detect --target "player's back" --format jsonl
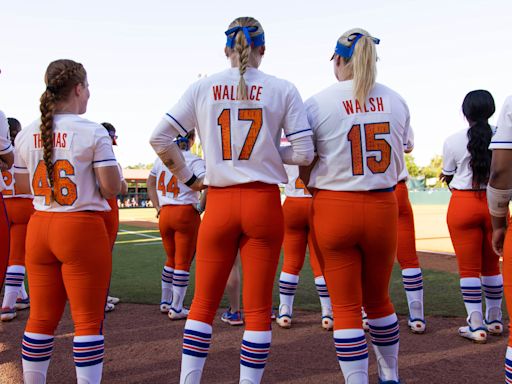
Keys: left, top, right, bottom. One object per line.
{"left": 168, "top": 67, "right": 309, "bottom": 187}
{"left": 15, "top": 114, "right": 115, "bottom": 212}
{"left": 307, "top": 81, "right": 410, "bottom": 191}
{"left": 2, "top": 149, "right": 33, "bottom": 199}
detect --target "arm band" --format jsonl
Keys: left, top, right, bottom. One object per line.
{"left": 185, "top": 174, "right": 197, "bottom": 187}
{"left": 279, "top": 135, "right": 315, "bottom": 166}
{"left": 487, "top": 184, "right": 512, "bottom": 217}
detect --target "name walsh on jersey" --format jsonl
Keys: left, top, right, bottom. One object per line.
{"left": 212, "top": 84, "right": 263, "bottom": 101}
{"left": 33, "top": 132, "right": 69, "bottom": 149}
{"left": 342, "top": 97, "right": 385, "bottom": 115}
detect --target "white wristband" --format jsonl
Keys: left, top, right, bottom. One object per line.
{"left": 487, "top": 184, "right": 512, "bottom": 217}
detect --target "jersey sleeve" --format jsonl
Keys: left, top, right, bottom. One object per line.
{"left": 189, "top": 156, "right": 206, "bottom": 178}
{"left": 442, "top": 139, "right": 456, "bottom": 175}
{"left": 92, "top": 126, "right": 118, "bottom": 168}
{"left": 282, "top": 84, "right": 313, "bottom": 141}
{"left": 403, "top": 106, "right": 414, "bottom": 151}
{"left": 149, "top": 158, "right": 160, "bottom": 177}
{"left": 490, "top": 96, "right": 512, "bottom": 149}
{"left": 0, "top": 111, "right": 13, "bottom": 156}
{"left": 13, "top": 134, "right": 29, "bottom": 174}
{"left": 164, "top": 83, "right": 198, "bottom": 136}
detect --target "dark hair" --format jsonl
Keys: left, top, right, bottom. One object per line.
{"left": 101, "top": 122, "right": 115, "bottom": 133}
{"left": 40, "top": 59, "right": 86, "bottom": 194}
{"left": 7, "top": 117, "right": 21, "bottom": 144}
{"left": 462, "top": 90, "right": 495, "bottom": 188}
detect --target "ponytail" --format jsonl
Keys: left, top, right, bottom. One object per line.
{"left": 462, "top": 90, "right": 496, "bottom": 188}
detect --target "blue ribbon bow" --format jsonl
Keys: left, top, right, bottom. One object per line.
{"left": 225, "top": 26, "right": 265, "bottom": 48}
{"left": 334, "top": 33, "right": 380, "bottom": 59}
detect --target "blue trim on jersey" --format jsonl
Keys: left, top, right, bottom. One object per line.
{"left": 92, "top": 158, "right": 117, "bottom": 164}
{"left": 285, "top": 128, "right": 312, "bottom": 138}
{"left": 491, "top": 141, "right": 512, "bottom": 144}
{"left": 0, "top": 143, "right": 12, "bottom": 153}
{"left": 13, "top": 165, "right": 27, "bottom": 169}
{"left": 166, "top": 113, "right": 188, "bottom": 135}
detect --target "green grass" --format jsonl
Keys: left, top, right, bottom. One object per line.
{"left": 111, "top": 224, "right": 480, "bottom": 318}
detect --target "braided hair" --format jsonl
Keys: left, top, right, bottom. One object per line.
{"left": 226, "top": 17, "right": 264, "bottom": 100}
{"left": 462, "top": 90, "right": 495, "bottom": 188}
{"left": 40, "top": 59, "right": 86, "bottom": 195}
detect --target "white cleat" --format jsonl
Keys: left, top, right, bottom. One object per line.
{"left": 107, "top": 296, "right": 120, "bottom": 305}
{"left": 362, "top": 316, "right": 369, "bottom": 332}
{"left": 458, "top": 325, "right": 487, "bottom": 344}
{"left": 408, "top": 318, "right": 426, "bottom": 334}
{"left": 276, "top": 304, "right": 292, "bottom": 329}
{"left": 104, "top": 302, "right": 115, "bottom": 312}
{"left": 1, "top": 308, "right": 17, "bottom": 322}
{"left": 169, "top": 307, "right": 189, "bottom": 320}
{"left": 485, "top": 320, "right": 503, "bottom": 336}
{"left": 15, "top": 298, "right": 30, "bottom": 311}
{"left": 322, "top": 316, "right": 333, "bottom": 331}
{"left": 160, "top": 302, "right": 171, "bottom": 313}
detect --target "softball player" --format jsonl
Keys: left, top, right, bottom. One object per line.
{"left": 488, "top": 95, "right": 512, "bottom": 384}
{"left": 0, "top": 109, "right": 15, "bottom": 292}
{"left": 303, "top": 28, "right": 408, "bottom": 384}
{"left": 395, "top": 130, "right": 425, "bottom": 334}
{"left": 276, "top": 163, "right": 333, "bottom": 330}
{"left": 1, "top": 118, "right": 34, "bottom": 322}
{"left": 100, "top": 122, "right": 128, "bottom": 312}
{"left": 14, "top": 59, "right": 120, "bottom": 384}
{"left": 147, "top": 131, "right": 205, "bottom": 320}
{"left": 441, "top": 90, "right": 501, "bottom": 344}
{"left": 150, "top": 16, "right": 313, "bottom": 384}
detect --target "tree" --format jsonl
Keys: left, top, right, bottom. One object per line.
{"left": 126, "top": 163, "right": 154, "bottom": 170}
{"left": 420, "top": 155, "right": 444, "bottom": 188}
{"left": 405, "top": 154, "right": 420, "bottom": 177}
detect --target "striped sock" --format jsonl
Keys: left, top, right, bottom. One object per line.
{"left": 460, "top": 277, "right": 483, "bottom": 318}
{"left": 279, "top": 272, "right": 299, "bottom": 316}
{"left": 19, "top": 281, "right": 29, "bottom": 301}
{"left": 506, "top": 347, "right": 512, "bottom": 384}
{"left": 314, "top": 276, "right": 332, "bottom": 313}
{"left": 3, "top": 266, "right": 25, "bottom": 310}
{"left": 368, "top": 314, "right": 400, "bottom": 382}
{"left": 22, "top": 332, "right": 54, "bottom": 384}
{"left": 172, "top": 270, "right": 190, "bottom": 313}
{"left": 180, "top": 320, "right": 212, "bottom": 384}
{"left": 161, "top": 266, "right": 174, "bottom": 306}
{"left": 333, "top": 329, "right": 368, "bottom": 383}
{"left": 240, "top": 330, "right": 271, "bottom": 384}
{"left": 402, "top": 268, "right": 424, "bottom": 320}
{"left": 481, "top": 275, "right": 503, "bottom": 322}
{"left": 73, "top": 335, "right": 104, "bottom": 384}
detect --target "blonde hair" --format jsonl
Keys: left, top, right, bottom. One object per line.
{"left": 40, "top": 59, "right": 86, "bottom": 194}
{"left": 336, "top": 28, "right": 377, "bottom": 105}
{"left": 226, "top": 17, "right": 264, "bottom": 100}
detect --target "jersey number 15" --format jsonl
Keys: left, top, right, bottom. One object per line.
{"left": 348, "top": 122, "right": 391, "bottom": 175}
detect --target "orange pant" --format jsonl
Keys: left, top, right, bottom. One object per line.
{"left": 0, "top": 195, "right": 8, "bottom": 288}
{"left": 101, "top": 197, "right": 119, "bottom": 250}
{"left": 395, "top": 181, "right": 420, "bottom": 269}
{"left": 447, "top": 190, "right": 499, "bottom": 278}
{"left": 502, "top": 225, "right": 512, "bottom": 346}
{"left": 5, "top": 197, "right": 34, "bottom": 266}
{"left": 189, "top": 182, "right": 284, "bottom": 331}
{"left": 159, "top": 204, "right": 201, "bottom": 271}
{"left": 310, "top": 190, "right": 397, "bottom": 329}
{"left": 25, "top": 211, "right": 112, "bottom": 336}
{"left": 282, "top": 197, "right": 322, "bottom": 277}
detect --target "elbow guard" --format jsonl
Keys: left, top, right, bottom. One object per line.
{"left": 487, "top": 185, "right": 512, "bottom": 217}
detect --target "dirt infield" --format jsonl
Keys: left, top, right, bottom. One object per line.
{"left": 0, "top": 304, "right": 507, "bottom": 383}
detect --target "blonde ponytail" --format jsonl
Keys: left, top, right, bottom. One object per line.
{"left": 225, "top": 17, "right": 265, "bottom": 101}
{"left": 335, "top": 28, "right": 378, "bottom": 105}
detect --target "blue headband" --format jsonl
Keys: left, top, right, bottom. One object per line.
{"left": 334, "top": 33, "right": 380, "bottom": 59}
{"left": 225, "top": 26, "right": 265, "bottom": 49}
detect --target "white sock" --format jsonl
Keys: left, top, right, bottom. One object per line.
{"left": 3, "top": 265, "right": 25, "bottom": 309}
{"left": 481, "top": 275, "right": 503, "bottom": 322}
{"left": 172, "top": 270, "right": 190, "bottom": 312}
{"left": 22, "top": 332, "right": 54, "bottom": 384}
{"left": 314, "top": 276, "right": 332, "bottom": 314}
{"left": 73, "top": 335, "right": 104, "bottom": 384}
{"left": 278, "top": 272, "right": 299, "bottom": 316}
{"left": 333, "top": 329, "right": 368, "bottom": 383}
{"left": 368, "top": 313, "right": 400, "bottom": 382}
{"left": 180, "top": 320, "right": 212, "bottom": 384}
{"left": 460, "top": 277, "right": 482, "bottom": 320}
{"left": 506, "top": 346, "right": 512, "bottom": 383}
{"left": 240, "top": 330, "right": 271, "bottom": 384}
{"left": 19, "top": 280, "right": 29, "bottom": 300}
{"left": 161, "top": 266, "right": 174, "bottom": 305}
{"left": 402, "top": 268, "right": 424, "bottom": 321}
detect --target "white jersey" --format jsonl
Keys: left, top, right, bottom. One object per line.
{"left": 283, "top": 164, "right": 311, "bottom": 198}
{"left": 163, "top": 67, "right": 312, "bottom": 187}
{"left": 490, "top": 96, "right": 512, "bottom": 150}
{"left": 398, "top": 128, "right": 415, "bottom": 182}
{"left": 443, "top": 126, "right": 496, "bottom": 190}
{"left": 0, "top": 110, "right": 14, "bottom": 192}
{"left": 306, "top": 80, "right": 411, "bottom": 191}
{"left": 2, "top": 151, "right": 33, "bottom": 199}
{"left": 14, "top": 114, "right": 118, "bottom": 212}
{"left": 150, "top": 152, "right": 205, "bottom": 206}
